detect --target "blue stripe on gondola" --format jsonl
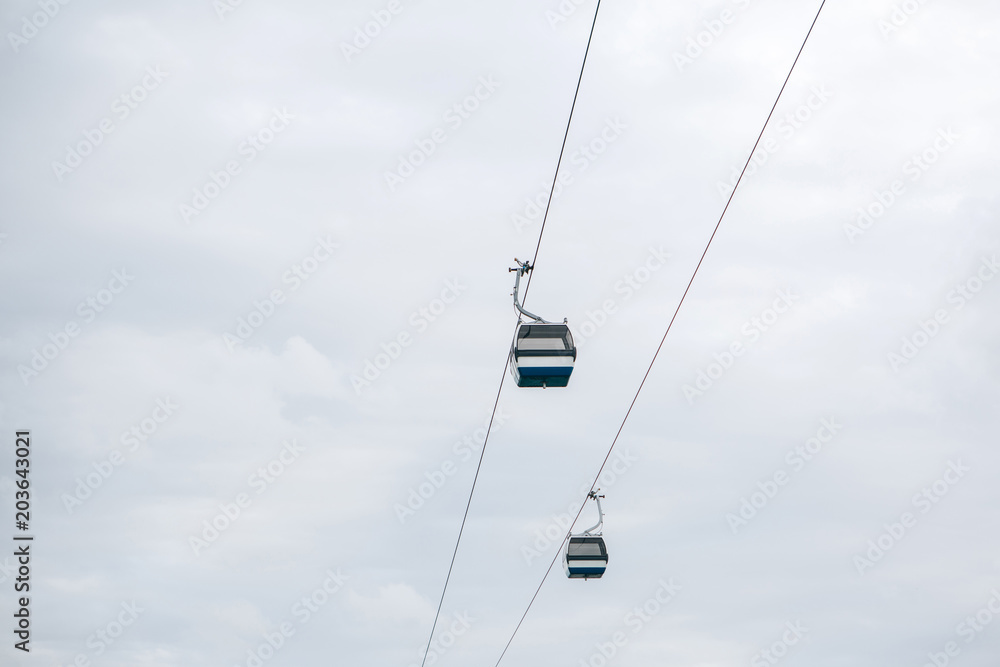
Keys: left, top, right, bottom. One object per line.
{"left": 518, "top": 367, "right": 573, "bottom": 377}
{"left": 510, "top": 361, "right": 574, "bottom": 388}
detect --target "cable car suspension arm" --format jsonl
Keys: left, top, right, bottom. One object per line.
{"left": 580, "top": 490, "right": 605, "bottom": 536}
{"left": 510, "top": 259, "right": 551, "bottom": 324}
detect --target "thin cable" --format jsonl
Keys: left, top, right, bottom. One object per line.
{"left": 523, "top": 0, "right": 604, "bottom": 302}
{"left": 416, "top": 4, "right": 605, "bottom": 666}
{"left": 492, "top": 3, "right": 827, "bottom": 664}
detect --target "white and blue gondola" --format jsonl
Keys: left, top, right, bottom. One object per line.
{"left": 564, "top": 536, "right": 608, "bottom": 579}
{"left": 564, "top": 490, "right": 608, "bottom": 579}
{"left": 508, "top": 259, "right": 577, "bottom": 388}
{"left": 509, "top": 323, "right": 576, "bottom": 388}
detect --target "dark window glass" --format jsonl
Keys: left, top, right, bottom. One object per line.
{"left": 568, "top": 540, "right": 605, "bottom": 557}
{"left": 517, "top": 325, "right": 574, "bottom": 351}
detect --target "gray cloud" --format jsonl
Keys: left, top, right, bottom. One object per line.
{"left": 1, "top": 0, "right": 999, "bottom": 665}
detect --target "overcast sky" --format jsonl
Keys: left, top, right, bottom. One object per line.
{"left": 1, "top": 0, "right": 999, "bottom": 665}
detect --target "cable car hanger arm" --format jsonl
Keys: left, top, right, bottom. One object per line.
{"left": 509, "top": 259, "right": 552, "bottom": 324}
{"left": 580, "top": 490, "right": 605, "bottom": 536}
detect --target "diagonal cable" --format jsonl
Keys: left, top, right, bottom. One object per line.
{"left": 492, "top": 2, "right": 828, "bottom": 664}
{"left": 523, "top": 0, "right": 604, "bottom": 302}
{"left": 416, "top": 3, "right": 604, "bottom": 666}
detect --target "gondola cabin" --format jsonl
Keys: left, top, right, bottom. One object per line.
{"left": 564, "top": 536, "right": 608, "bottom": 579}
{"left": 509, "top": 323, "right": 576, "bottom": 388}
